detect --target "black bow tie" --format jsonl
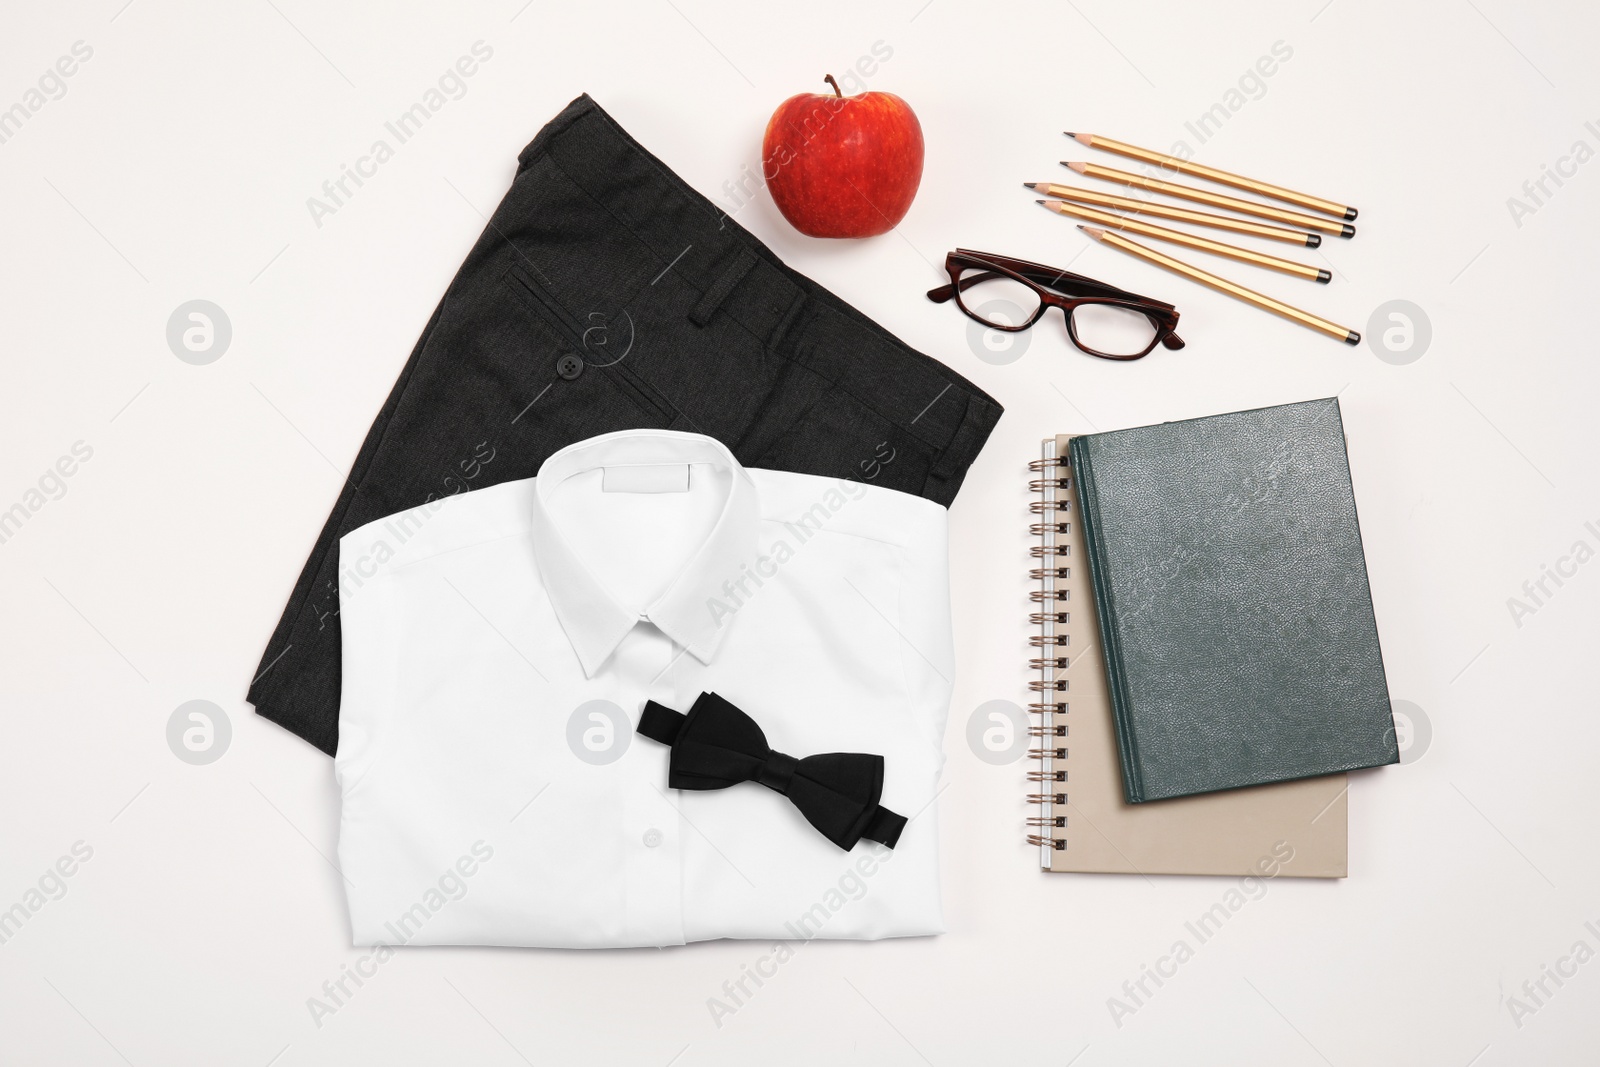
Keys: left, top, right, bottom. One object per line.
{"left": 636, "top": 693, "right": 907, "bottom": 851}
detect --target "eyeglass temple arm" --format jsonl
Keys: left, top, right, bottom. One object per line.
{"left": 927, "top": 264, "right": 1141, "bottom": 306}
{"left": 937, "top": 254, "right": 1127, "bottom": 302}
{"left": 943, "top": 251, "right": 1176, "bottom": 312}
{"left": 927, "top": 270, "right": 1006, "bottom": 303}
{"left": 1009, "top": 264, "right": 1176, "bottom": 312}
{"left": 952, "top": 249, "right": 1137, "bottom": 297}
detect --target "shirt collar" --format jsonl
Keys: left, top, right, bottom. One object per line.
{"left": 528, "top": 430, "right": 760, "bottom": 677}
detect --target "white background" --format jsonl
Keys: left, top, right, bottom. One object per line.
{"left": 1, "top": 0, "right": 1596, "bottom": 1063}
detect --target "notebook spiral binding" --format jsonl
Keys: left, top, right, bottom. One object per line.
{"left": 1027, "top": 440, "right": 1069, "bottom": 857}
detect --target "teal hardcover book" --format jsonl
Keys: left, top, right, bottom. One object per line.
{"left": 1068, "top": 397, "right": 1398, "bottom": 803}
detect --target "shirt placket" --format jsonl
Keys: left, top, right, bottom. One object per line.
{"left": 611, "top": 623, "right": 686, "bottom": 947}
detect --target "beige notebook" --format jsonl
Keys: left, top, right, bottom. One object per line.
{"left": 1029, "top": 436, "right": 1348, "bottom": 877}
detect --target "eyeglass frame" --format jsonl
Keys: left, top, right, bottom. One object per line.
{"left": 927, "top": 248, "right": 1185, "bottom": 361}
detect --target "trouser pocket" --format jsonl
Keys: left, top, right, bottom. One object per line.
{"left": 502, "top": 264, "right": 678, "bottom": 426}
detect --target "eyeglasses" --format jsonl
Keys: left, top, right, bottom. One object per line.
{"left": 927, "top": 249, "right": 1184, "bottom": 361}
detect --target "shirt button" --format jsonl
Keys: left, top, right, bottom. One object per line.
{"left": 642, "top": 828, "right": 663, "bottom": 848}
{"left": 556, "top": 353, "right": 584, "bottom": 380}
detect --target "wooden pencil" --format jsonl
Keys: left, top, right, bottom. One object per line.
{"left": 1062, "top": 161, "right": 1353, "bottom": 238}
{"left": 1066, "top": 132, "right": 1357, "bottom": 220}
{"left": 1079, "top": 225, "right": 1359, "bottom": 345}
{"left": 1026, "top": 182, "right": 1321, "bottom": 247}
{"left": 1037, "top": 200, "right": 1329, "bottom": 283}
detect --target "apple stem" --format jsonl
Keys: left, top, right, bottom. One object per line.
{"left": 823, "top": 74, "right": 843, "bottom": 98}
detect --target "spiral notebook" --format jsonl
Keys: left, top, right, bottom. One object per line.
{"left": 1029, "top": 435, "right": 1348, "bottom": 877}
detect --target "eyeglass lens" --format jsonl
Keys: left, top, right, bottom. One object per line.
{"left": 1071, "top": 303, "right": 1159, "bottom": 357}
{"left": 955, "top": 267, "right": 1042, "bottom": 329}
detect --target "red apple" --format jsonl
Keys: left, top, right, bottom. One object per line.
{"left": 763, "top": 75, "right": 924, "bottom": 239}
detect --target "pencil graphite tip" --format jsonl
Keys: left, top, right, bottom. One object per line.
{"left": 1079, "top": 225, "right": 1106, "bottom": 239}
{"left": 1063, "top": 161, "right": 1088, "bottom": 174}
{"left": 1023, "top": 181, "right": 1045, "bottom": 192}
{"left": 1062, "top": 131, "right": 1075, "bottom": 138}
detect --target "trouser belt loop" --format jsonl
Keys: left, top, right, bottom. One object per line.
{"left": 689, "top": 248, "right": 759, "bottom": 327}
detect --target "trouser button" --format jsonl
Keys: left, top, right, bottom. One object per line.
{"left": 557, "top": 353, "right": 584, "bottom": 380}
